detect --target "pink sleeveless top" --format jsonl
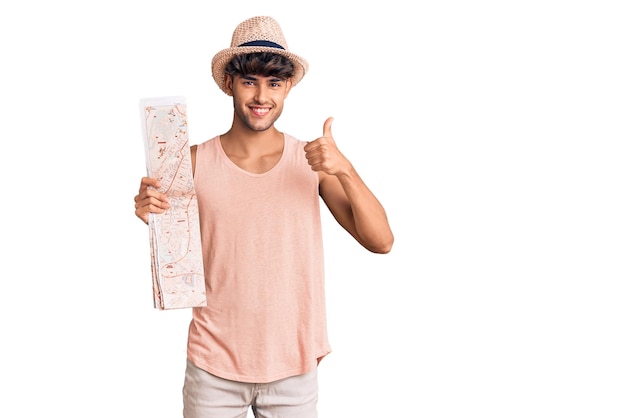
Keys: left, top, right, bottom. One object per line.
{"left": 187, "top": 134, "right": 331, "bottom": 383}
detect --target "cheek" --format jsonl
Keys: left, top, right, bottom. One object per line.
{"left": 271, "top": 90, "right": 288, "bottom": 104}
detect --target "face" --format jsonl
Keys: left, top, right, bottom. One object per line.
{"left": 227, "top": 74, "right": 292, "bottom": 132}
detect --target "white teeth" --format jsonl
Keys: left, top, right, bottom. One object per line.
{"left": 252, "top": 107, "right": 269, "bottom": 115}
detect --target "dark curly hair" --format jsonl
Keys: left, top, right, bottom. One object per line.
{"left": 224, "top": 52, "right": 295, "bottom": 81}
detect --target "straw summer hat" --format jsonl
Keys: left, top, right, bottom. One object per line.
{"left": 211, "top": 16, "right": 309, "bottom": 96}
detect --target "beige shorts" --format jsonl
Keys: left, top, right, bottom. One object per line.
{"left": 182, "top": 358, "right": 318, "bottom": 418}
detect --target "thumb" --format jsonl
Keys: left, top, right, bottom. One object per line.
{"left": 323, "top": 117, "right": 334, "bottom": 138}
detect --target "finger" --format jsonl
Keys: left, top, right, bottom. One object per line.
{"left": 135, "top": 198, "right": 169, "bottom": 222}
{"left": 140, "top": 176, "right": 162, "bottom": 191}
{"left": 136, "top": 190, "right": 167, "bottom": 207}
{"left": 307, "top": 161, "right": 322, "bottom": 172}
{"left": 304, "top": 148, "right": 322, "bottom": 166}
{"left": 135, "top": 191, "right": 170, "bottom": 210}
{"left": 149, "top": 195, "right": 170, "bottom": 209}
{"left": 323, "top": 117, "right": 334, "bottom": 138}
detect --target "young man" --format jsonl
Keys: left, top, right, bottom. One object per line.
{"left": 134, "top": 16, "right": 394, "bottom": 418}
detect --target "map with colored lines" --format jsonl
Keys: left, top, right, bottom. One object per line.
{"left": 140, "top": 97, "right": 206, "bottom": 310}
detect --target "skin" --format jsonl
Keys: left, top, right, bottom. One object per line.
{"left": 134, "top": 72, "right": 394, "bottom": 254}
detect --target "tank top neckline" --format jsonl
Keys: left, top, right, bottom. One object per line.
{"left": 215, "top": 133, "right": 286, "bottom": 177}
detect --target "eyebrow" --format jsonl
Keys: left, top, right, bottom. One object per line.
{"left": 241, "top": 74, "right": 284, "bottom": 83}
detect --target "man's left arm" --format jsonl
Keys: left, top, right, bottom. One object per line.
{"left": 304, "top": 117, "right": 394, "bottom": 254}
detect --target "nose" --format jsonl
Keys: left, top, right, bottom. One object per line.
{"left": 254, "top": 84, "right": 269, "bottom": 104}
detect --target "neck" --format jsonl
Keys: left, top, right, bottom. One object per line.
{"left": 221, "top": 122, "right": 282, "bottom": 154}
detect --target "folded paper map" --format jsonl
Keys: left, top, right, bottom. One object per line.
{"left": 139, "top": 96, "right": 206, "bottom": 310}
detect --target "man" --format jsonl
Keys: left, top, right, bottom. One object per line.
{"left": 134, "top": 15, "right": 394, "bottom": 418}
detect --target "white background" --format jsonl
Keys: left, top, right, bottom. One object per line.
{"left": 1, "top": 1, "right": 625, "bottom": 417}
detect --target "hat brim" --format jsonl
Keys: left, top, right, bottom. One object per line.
{"left": 211, "top": 46, "right": 309, "bottom": 96}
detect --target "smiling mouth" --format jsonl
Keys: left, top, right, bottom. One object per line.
{"left": 250, "top": 107, "right": 270, "bottom": 117}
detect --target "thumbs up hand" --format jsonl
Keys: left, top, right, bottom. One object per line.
{"left": 304, "top": 117, "right": 352, "bottom": 176}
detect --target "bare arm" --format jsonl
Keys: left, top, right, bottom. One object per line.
{"left": 304, "top": 118, "right": 394, "bottom": 254}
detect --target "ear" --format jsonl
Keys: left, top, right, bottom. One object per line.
{"left": 224, "top": 74, "right": 234, "bottom": 95}
{"left": 284, "top": 78, "right": 293, "bottom": 98}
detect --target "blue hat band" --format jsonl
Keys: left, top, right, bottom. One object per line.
{"left": 238, "top": 40, "right": 285, "bottom": 50}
